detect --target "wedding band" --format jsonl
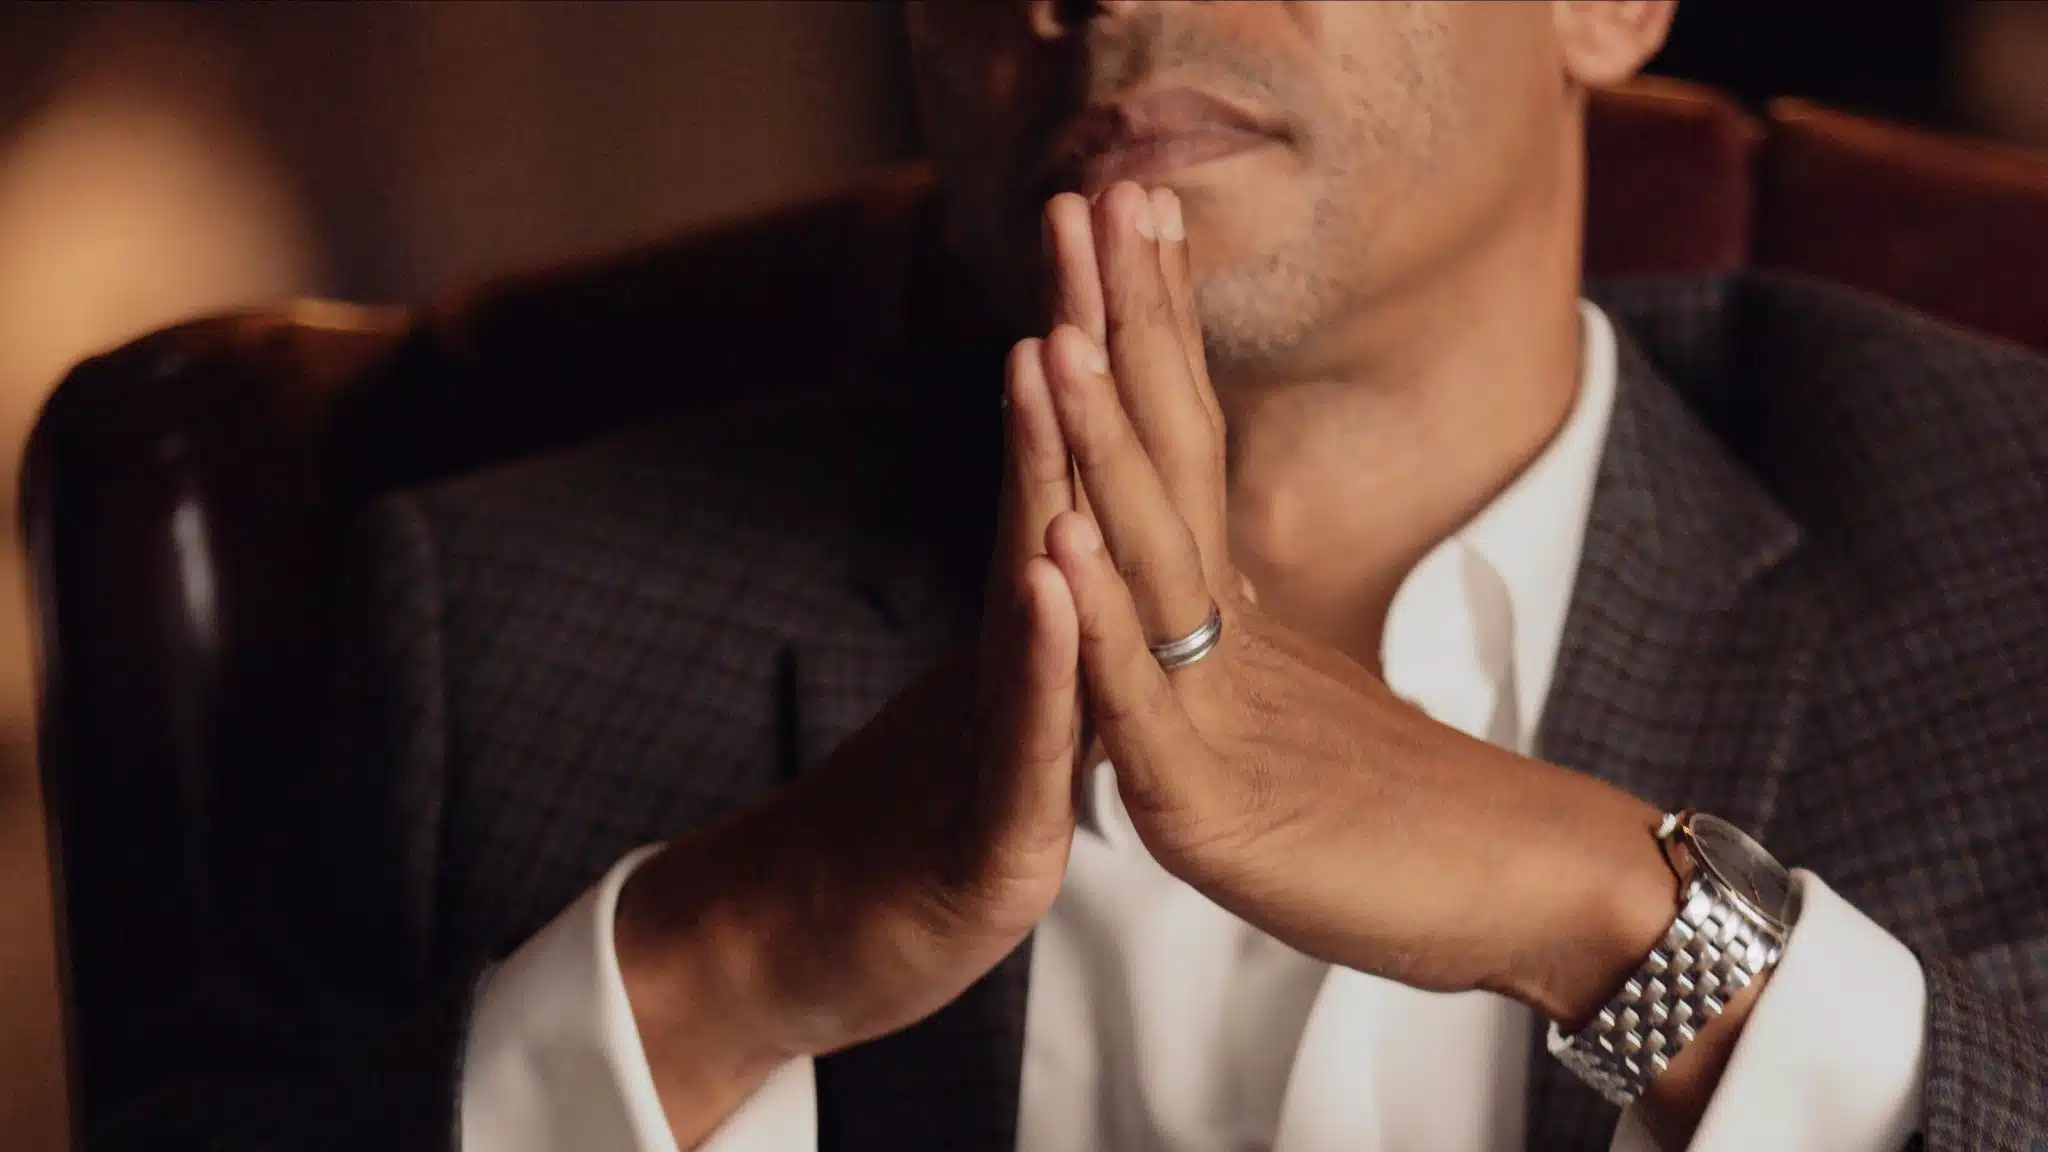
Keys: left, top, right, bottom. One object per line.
{"left": 1149, "top": 602, "right": 1223, "bottom": 671}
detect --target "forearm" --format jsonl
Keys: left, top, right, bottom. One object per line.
{"left": 463, "top": 833, "right": 817, "bottom": 1152}
{"left": 614, "top": 835, "right": 796, "bottom": 1148}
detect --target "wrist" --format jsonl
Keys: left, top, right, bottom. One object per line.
{"left": 1503, "top": 785, "right": 1678, "bottom": 1027}
{"left": 615, "top": 829, "right": 800, "bottom": 1120}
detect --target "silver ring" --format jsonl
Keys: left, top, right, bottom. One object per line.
{"left": 1149, "top": 602, "right": 1223, "bottom": 671}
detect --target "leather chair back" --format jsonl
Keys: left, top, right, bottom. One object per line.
{"left": 28, "top": 78, "right": 2045, "bottom": 1131}
{"left": 26, "top": 163, "right": 943, "bottom": 1123}
{"left": 1758, "top": 99, "right": 2048, "bottom": 352}
{"left": 1585, "top": 78, "right": 1763, "bottom": 278}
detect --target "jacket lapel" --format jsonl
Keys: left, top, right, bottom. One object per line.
{"left": 1524, "top": 326, "right": 1826, "bottom": 1149}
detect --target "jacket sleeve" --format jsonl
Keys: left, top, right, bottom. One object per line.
{"left": 1920, "top": 958, "right": 2048, "bottom": 1149}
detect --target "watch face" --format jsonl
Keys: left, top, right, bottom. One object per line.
{"left": 1689, "top": 814, "right": 1794, "bottom": 928}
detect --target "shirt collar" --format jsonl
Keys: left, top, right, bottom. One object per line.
{"left": 1453, "top": 300, "right": 1618, "bottom": 743}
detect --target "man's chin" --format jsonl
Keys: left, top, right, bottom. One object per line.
{"left": 1180, "top": 189, "right": 1311, "bottom": 287}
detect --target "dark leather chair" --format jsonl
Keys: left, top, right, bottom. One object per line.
{"left": 23, "top": 78, "right": 2045, "bottom": 1139}
{"left": 1758, "top": 98, "right": 2048, "bottom": 353}
{"left": 1584, "top": 77, "right": 1762, "bottom": 278}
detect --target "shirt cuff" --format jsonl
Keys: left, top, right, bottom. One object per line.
{"left": 460, "top": 844, "right": 819, "bottom": 1152}
{"left": 1609, "top": 869, "right": 1928, "bottom": 1152}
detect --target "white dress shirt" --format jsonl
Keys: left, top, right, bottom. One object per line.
{"left": 461, "top": 303, "right": 1930, "bottom": 1152}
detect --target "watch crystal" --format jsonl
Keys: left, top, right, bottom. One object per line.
{"left": 1688, "top": 814, "right": 1792, "bottom": 926}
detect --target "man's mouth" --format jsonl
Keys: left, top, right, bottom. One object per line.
{"left": 1043, "top": 86, "right": 1287, "bottom": 199}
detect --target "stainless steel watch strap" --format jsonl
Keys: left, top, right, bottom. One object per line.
{"left": 1547, "top": 874, "right": 1787, "bottom": 1108}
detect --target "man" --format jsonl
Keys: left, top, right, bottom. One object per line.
{"left": 131, "top": 3, "right": 2045, "bottom": 1150}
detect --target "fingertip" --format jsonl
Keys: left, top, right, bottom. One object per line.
{"left": 1019, "top": 553, "right": 1078, "bottom": 649}
{"left": 1046, "top": 194, "right": 1107, "bottom": 343}
{"left": 1150, "top": 186, "right": 1183, "bottom": 242}
{"left": 1008, "top": 335, "right": 1045, "bottom": 370}
{"left": 1042, "top": 512, "right": 1109, "bottom": 625}
{"left": 1047, "top": 323, "right": 1108, "bottom": 381}
{"left": 1044, "top": 510, "right": 1104, "bottom": 570}
{"left": 1044, "top": 193, "right": 1095, "bottom": 267}
{"left": 1020, "top": 551, "right": 1070, "bottom": 605}
{"left": 1095, "top": 181, "right": 1149, "bottom": 234}
{"left": 1045, "top": 190, "right": 1087, "bottom": 220}
{"left": 1006, "top": 335, "right": 1046, "bottom": 399}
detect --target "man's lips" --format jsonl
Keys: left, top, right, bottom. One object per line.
{"left": 1067, "top": 127, "right": 1275, "bottom": 197}
{"left": 1042, "top": 87, "right": 1286, "bottom": 198}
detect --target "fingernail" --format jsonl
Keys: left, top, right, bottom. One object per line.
{"left": 1159, "top": 191, "right": 1184, "bottom": 241}
{"left": 1088, "top": 339, "right": 1108, "bottom": 376}
{"left": 1132, "top": 193, "right": 1156, "bottom": 240}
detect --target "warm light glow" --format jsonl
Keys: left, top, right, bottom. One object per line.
{"left": 0, "top": 81, "right": 321, "bottom": 475}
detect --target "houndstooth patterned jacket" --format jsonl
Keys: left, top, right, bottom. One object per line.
{"left": 111, "top": 273, "right": 2048, "bottom": 1151}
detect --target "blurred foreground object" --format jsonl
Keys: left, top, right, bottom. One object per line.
{"left": 1953, "top": 1, "right": 2048, "bottom": 147}
{"left": 0, "top": 11, "right": 320, "bottom": 1152}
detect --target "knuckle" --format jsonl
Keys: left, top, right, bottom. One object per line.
{"left": 1111, "top": 525, "right": 1202, "bottom": 599}
{"left": 1091, "top": 664, "right": 1162, "bottom": 733}
{"left": 1068, "top": 398, "right": 1127, "bottom": 462}
{"left": 1137, "top": 663, "right": 1182, "bottom": 723}
{"left": 1104, "top": 296, "right": 1145, "bottom": 349}
{"left": 1170, "top": 522, "right": 1206, "bottom": 575}
{"left": 1111, "top": 764, "right": 1175, "bottom": 827}
{"left": 1072, "top": 601, "right": 1110, "bottom": 646}
{"left": 1012, "top": 714, "right": 1078, "bottom": 777}
{"left": 1145, "top": 288, "right": 1177, "bottom": 330}
{"left": 1112, "top": 547, "right": 1164, "bottom": 593}
{"left": 1026, "top": 468, "right": 1072, "bottom": 506}
{"left": 1158, "top": 412, "right": 1214, "bottom": 470}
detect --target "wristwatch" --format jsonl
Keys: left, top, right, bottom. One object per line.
{"left": 1547, "top": 810, "right": 1802, "bottom": 1107}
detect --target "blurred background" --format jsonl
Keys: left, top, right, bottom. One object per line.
{"left": 1, "top": 3, "right": 2043, "bottom": 1146}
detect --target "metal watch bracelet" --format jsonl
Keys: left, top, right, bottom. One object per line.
{"left": 1546, "top": 872, "right": 1787, "bottom": 1108}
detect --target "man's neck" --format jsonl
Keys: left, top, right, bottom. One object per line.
{"left": 1217, "top": 240, "right": 1584, "bottom": 668}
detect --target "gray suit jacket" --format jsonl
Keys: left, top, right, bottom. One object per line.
{"left": 118, "top": 274, "right": 2048, "bottom": 1150}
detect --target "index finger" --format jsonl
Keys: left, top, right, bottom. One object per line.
{"left": 993, "top": 337, "right": 1074, "bottom": 579}
{"left": 1044, "top": 193, "right": 1106, "bottom": 347}
{"left": 1150, "top": 187, "right": 1225, "bottom": 445}
{"left": 978, "top": 338, "right": 1077, "bottom": 741}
